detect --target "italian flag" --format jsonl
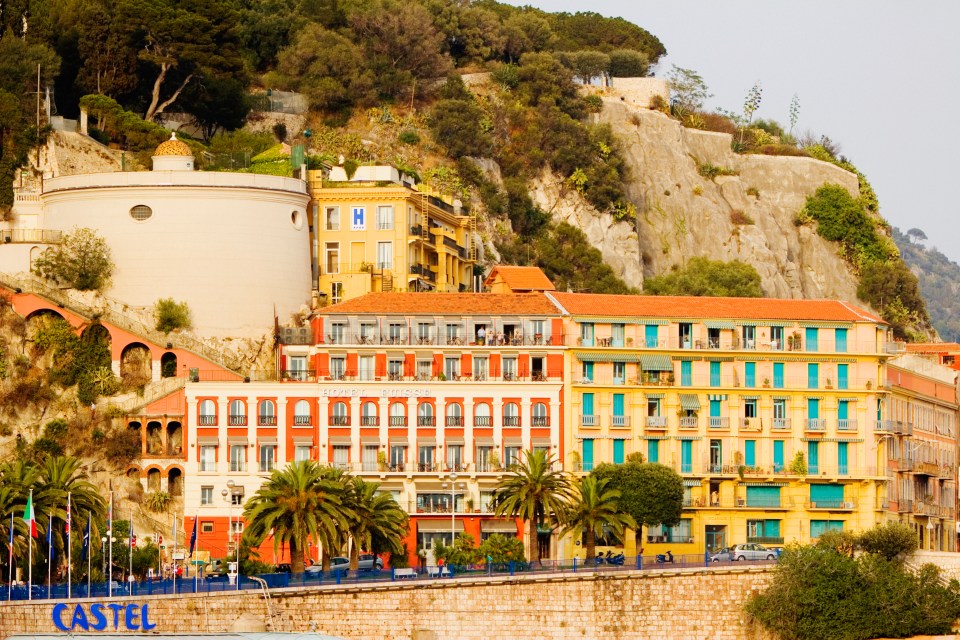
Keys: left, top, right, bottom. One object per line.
{"left": 23, "top": 493, "right": 37, "bottom": 538}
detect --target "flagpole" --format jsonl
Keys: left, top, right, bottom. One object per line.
{"left": 108, "top": 490, "right": 113, "bottom": 598}
{"left": 27, "top": 488, "right": 33, "bottom": 601}
{"left": 172, "top": 512, "right": 177, "bottom": 597}
{"left": 128, "top": 509, "right": 134, "bottom": 587}
{"left": 86, "top": 514, "right": 91, "bottom": 598}
{"left": 193, "top": 517, "right": 198, "bottom": 593}
{"left": 47, "top": 513, "right": 53, "bottom": 599}
{"left": 67, "top": 493, "right": 71, "bottom": 599}
{"left": 8, "top": 512, "right": 13, "bottom": 601}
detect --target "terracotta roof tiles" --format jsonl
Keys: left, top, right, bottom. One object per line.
{"left": 320, "top": 292, "right": 560, "bottom": 316}
{"left": 548, "top": 292, "right": 885, "bottom": 324}
{"left": 484, "top": 266, "right": 556, "bottom": 291}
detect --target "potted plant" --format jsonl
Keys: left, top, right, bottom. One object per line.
{"left": 762, "top": 377, "right": 771, "bottom": 388}
{"left": 569, "top": 450, "right": 582, "bottom": 471}
{"left": 489, "top": 450, "right": 501, "bottom": 471}
{"left": 825, "top": 378, "right": 833, "bottom": 389}
{"left": 377, "top": 450, "right": 388, "bottom": 472}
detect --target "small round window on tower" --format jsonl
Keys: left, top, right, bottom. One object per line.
{"left": 130, "top": 205, "right": 153, "bottom": 222}
{"left": 291, "top": 210, "right": 303, "bottom": 229}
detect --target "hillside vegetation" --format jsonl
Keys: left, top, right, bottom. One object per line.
{"left": 0, "top": 0, "right": 932, "bottom": 335}
{"left": 893, "top": 227, "right": 960, "bottom": 341}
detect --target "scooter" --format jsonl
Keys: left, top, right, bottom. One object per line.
{"left": 655, "top": 550, "right": 675, "bottom": 564}
{"left": 605, "top": 552, "right": 625, "bottom": 566}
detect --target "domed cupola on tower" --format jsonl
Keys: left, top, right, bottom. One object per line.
{"left": 152, "top": 132, "right": 194, "bottom": 171}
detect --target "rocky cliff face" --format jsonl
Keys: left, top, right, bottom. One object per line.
{"left": 532, "top": 99, "right": 865, "bottom": 301}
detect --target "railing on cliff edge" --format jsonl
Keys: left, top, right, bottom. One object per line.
{"left": 0, "top": 271, "right": 245, "bottom": 373}
{"left": 109, "top": 376, "right": 187, "bottom": 413}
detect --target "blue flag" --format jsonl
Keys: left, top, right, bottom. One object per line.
{"left": 188, "top": 517, "right": 198, "bottom": 556}
{"left": 80, "top": 514, "right": 91, "bottom": 562}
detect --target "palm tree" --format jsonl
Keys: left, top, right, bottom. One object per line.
{"left": 560, "top": 475, "right": 636, "bottom": 563}
{"left": 35, "top": 456, "right": 107, "bottom": 565}
{"left": 344, "top": 478, "right": 408, "bottom": 570}
{"left": 491, "top": 450, "right": 574, "bottom": 563}
{"left": 242, "top": 460, "right": 351, "bottom": 574}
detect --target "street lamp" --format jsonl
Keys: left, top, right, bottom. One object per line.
{"left": 221, "top": 479, "right": 238, "bottom": 589}
{"left": 449, "top": 472, "right": 458, "bottom": 554}
{"left": 103, "top": 533, "right": 116, "bottom": 595}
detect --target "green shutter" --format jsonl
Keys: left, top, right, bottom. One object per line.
{"left": 613, "top": 439, "right": 624, "bottom": 464}
{"left": 647, "top": 439, "right": 659, "bottom": 464}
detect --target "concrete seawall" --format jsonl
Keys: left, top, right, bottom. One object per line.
{"left": 0, "top": 567, "right": 775, "bottom": 640}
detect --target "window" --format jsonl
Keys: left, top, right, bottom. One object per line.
{"left": 416, "top": 360, "right": 432, "bottom": 380}
{"left": 294, "top": 400, "right": 311, "bottom": 425}
{"left": 645, "top": 324, "right": 659, "bottom": 348}
{"left": 444, "top": 357, "right": 460, "bottom": 380}
{"left": 331, "top": 401, "right": 348, "bottom": 425}
{"left": 475, "top": 403, "right": 491, "bottom": 426}
{"left": 417, "top": 322, "right": 432, "bottom": 343}
{"left": 773, "top": 440, "right": 785, "bottom": 471}
{"left": 611, "top": 323, "right": 625, "bottom": 347}
{"left": 741, "top": 325, "right": 756, "bottom": 349}
{"left": 582, "top": 361, "right": 594, "bottom": 382}
{"left": 330, "top": 357, "right": 346, "bottom": 380}
{"left": 259, "top": 445, "right": 276, "bottom": 472}
{"left": 418, "top": 403, "right": 435, "bottom": 426}
{"left": 582, "top": 440, "right": 594, "bottom": 472}
{"left": 418, "top": 446, "right": 434, "bottom": 471}
{"left": 807, "top": 363, "right": 819, "bottom": 389}
{"left": 229, "top": 444, "right": 245, "bottom": 472}
{"left": 363, "top": 445, "right": 378, "bottom": 471}
{"left": 770, "top": 326, "right": 784, "bottom": 350}
{"left": 747, "top": 519, "right": 781, "bottom": 543}
{"left": 376, "top": 205, "right": 394, "bottom": 230}
{"left": 390, "top": 445, "right": 407, "bottom": 470}
{"left": 295, "top": 445, "right": 311, "bottom": 462}
{"left": 446, "top": 403, "right": 463, "bottom": 426}
{"left": 709, "top": 439, "right": 722, "bottom": 472}
{"left": 744, "top": 399, "right": 757, "bottom": 418}
{"left": 807, "top": 441, "right": 820, "bottom": 474}
{"left": 681, "top": 440, "right": 693, "bottom": 473}
{"left": 325, "top": 206, "right": 340, "bottom": 231}
{"left": 358, "top": 355, "right": 375, "bottom": 381}
{"left": 324, "top": 243, "right": 340, "bottom": 274}
{"left": 532, "top": 402, "right": 548, "bottom": 426}
{"left": 835, "top": 328, "right": 847, "bottom": 353}
{"left": 613, "top": 440, "right": 625, "bottom": 464}
{"left": 331, "top": 282, "right": 342, "bottom": 305}
{"left": 744, "top": 362, "right": 756, "bottom": 388}
{"left": 474, "top": 357, "right": 488, "bottom": 381}
{"left": 447, "top": 445, "right": 463, "bottom": 471}
{"left": 710, "top": 361, "right": 721, "bottom": 387}
{"left": 582, "top": 393, "right": 595, "bottom": 423}
{"left": 259, "top": 400, "right": 276, "bottom": 426}
{"left": 201, "top": 522, "right": 214, "bottom": 534}
{"left": 200, "top": 445, "right": 216, "bottom": 472}
{"left": 744, "top": 440, "right": 756, "bottom": 466}
{"left": 647, "top": 519, "right": 692, "bottom": 543}
{"left": 773, "top": 362, "right": 784, "bottom": 389}
{"left": 387, "top": 359, "right": 404, "bottom": 380}
{"left": 333, "top": 445, "right": 350, "bottom": 469}
{"left": 130, "top": 205, "right": 152, "bottom": 222}
{"left": 773, "top": 399, "right": 787, "bottom": 428}
{"left": 200, "top": 486, "right": 213, "bottom": 505}
{"left": 351, "top": 206, "right": 365, "bottom": 230}
{"left": 199, "top": 400, "right": 216, "bottom": 425}
{"left": 680, "top": 361, "right": 692, "bottom": 386}
{"left": 376, "top": 241, "right": 393, "bottom": 269}
{"left": 612, "top": 361, "right": 626, "bottom": 385}
{"left": 504, "top": 446, "right": 521, "bottom": 466}
{"left": 580, "top": 323, "right": 594, "bottom": 346}
{"left": 476, "top": 446, "right": 492, "bottom": 472}
{"left": 805, "top": 327, "right": 818, "bottom": 352}
{"left": 810, "top": 520, "right": 844, "bottom": 538}
{"left": 361, "top": 401, "right": 378, "bottom": 426}
{"left": 837, "top": 364, "right": 849, "bottom": 390}
{"left": 503, "top": 357, "right": 517, "bottom": 381}
{"left": 647, "top": 440, "right": 659, "bottom": 463}
{"left": 503, "top": 402, "right": 519, "bottom": 426}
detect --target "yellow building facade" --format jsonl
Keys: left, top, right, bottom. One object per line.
{"left": 548, "top": 291, "right": 894, "bottom": 558}
{"left": 308, "top": 167, "right": 477, "bottom": 304}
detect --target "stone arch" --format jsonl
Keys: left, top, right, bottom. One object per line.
{"left": 28, "top": 246, "right": 42, "bottom": 271}
{"left": 120, "top": 342, "right": 153, "bottom": 387}
{"left": 126, "top": 465, "right": 141, "bottom": 479}
{"left": 146, "top": 420, "right": 163, "bottom": 455}
{"left": 160, "top": 351, "right": 178, "bottom": 378}
{"left": 146, "top": 466, "right": 162, "bottom": 491}
{"left": 24, "top": 308, "right": 66, "bottom": 324}
{"left": 166, "top": 421, "right": 182, "bottom": 456}
{"left": 166, "top": 467, "right": 183, "bottom": 496}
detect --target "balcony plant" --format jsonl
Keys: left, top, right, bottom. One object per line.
{"left": 787, "top": 451, "right": 807, "bottom": 475}
{"left": 377, "top": 450, "right": 388, "bottom": 471}
{"left": 762, "top": 377, "right": 771, "bottom": 388}
{"left": 490, "top": 450, "right": 501, "bottom": 471}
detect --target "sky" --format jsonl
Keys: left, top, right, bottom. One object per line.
{"left": 509, "top": 0, "right": 960, "bottom": 262}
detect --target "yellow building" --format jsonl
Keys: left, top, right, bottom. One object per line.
{"left": 547, "top": 291, "right": 894, "bottom": 558}
{"left": 308, "top": 165, "right": 478, "bottom": 304}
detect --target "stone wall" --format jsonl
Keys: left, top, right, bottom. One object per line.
{"left": 0, "top": 568, "right": 775, "bottom": 640}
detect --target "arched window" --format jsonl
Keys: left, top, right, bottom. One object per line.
{"left": 294, "top": 400, "right": 311, "bottom": 425}
{"left": 331, "top": 401, "right": 348, "bottom": 426}
{"left": 229, "top": 400, "right": 246, "bottom": 426}
{"left": 504, "top": 402, "right": 519, "bottom": 427}
{"left": 199, "top": 400, "right": 216, "bottom": 425}
{"left": 418, "top": 403, "right": 435, "bottom": 426}
{"left": 390, "top": 402, "right": 406, "bottom": 426}
{"left": 258, "top": 400, "right": 276, "bottom": 426}
{"left": 445, "top": 403, "right": 463, "bottom": 427}
{"left": 532, "top": 402, "right": 549, "bottom": 426}
{"left": 361, "top": 401, "right": 378, "bottom": 426}
{"left": 475, "top": 403, "right": 491, "bottom": 427}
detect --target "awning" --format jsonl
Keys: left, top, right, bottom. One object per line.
{"left": 480, "top": 520, "right": 519, "bottom": 533}
{"left": 360, "top": 435, "right": 380, "bottom": 445}
{"left": 708, "top": 395, "right": 727, "bottom": 401}
{"left": 503, "top": 437, "right": 522, "bottom": 446}
{"left": 680, "top": 394, "right": 701, "bottom": 411}
{"left": 640, "top": 354, "right": 673, "bottom": 371}
{"left": 445, "top": 436, "right": 465, "bottom": 445}
{"left": 258, "top": 436, "right": 278, "bottom": 445}
{"left": 704, "top": 321, "right": 736, "bottom": 329}
{"left": 742, "top": 482, "right": 789, "bottom": 487}
{"left": 531, "top": 437, "right": 552, "bottom": 447}
{"left": 388, "top": 436, "right": 409, "bottom": 446}
{"left": 328, "top": 436, "right": 351, "bottom": 445}
{"left": 683, "top": 479, "right": 703, "bottom": 487}
{"left": 575, "top": 353, "right": 640, "bottom": 363}
{"left": 417, "top": 437, "right": 437, "bottom": 447}
{"left": 740, "top": 395, "right": 760, "bottom": 400}
{"left": 196, "top": 437, "right": 219, "bottom": 446}
{"left": 227, "top": 437, "right": 248, "bottom": 445}
{"left": 292, "top": 436, "right": 314, "bottom": 445}
{"left": 417, "top": 520, "right": 465, "bottom": 533}
{"left": 803, "top": 322, "right": 852, "bottom": 328}
{"left": 474, "top": 437, "right": 494, "bottom": 446}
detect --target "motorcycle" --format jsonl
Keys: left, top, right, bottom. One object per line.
{"left": 605, "top": 552, "right": 625, "bottom": 566}
{"left": 655, "top": 550, "right": 675, "bottom": 564}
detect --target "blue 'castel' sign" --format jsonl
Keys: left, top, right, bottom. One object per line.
{"left": 52, "top": 602, "right": 156, "bottom": 632}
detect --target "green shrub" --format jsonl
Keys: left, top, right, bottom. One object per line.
{"left": 858, "top": 522, "right": 918, "bottom": 560}
{"left": 730, "top": 210, "right": 754, "bottom": 225}
{"left": 154, "top": 298, "right": 192, "bottom": 333}
{"left": 478, "top": 533, "right": 526, "bottom": 564}
{"left": 397, "top": 130, "right": 420, "bottom": 145}
{"left": 799, "top": 184, "right": 895, "bottom": 264}
{"left": 146, "top": 491, "right": 172, "bottom": 513}
{"left": 696, "top": 163, "right": 738, "bottom": 179}
{"left": 787, "top": 451, "right": 807, "bottom": 475}
{"left": 429, "top": 99, "right": 491, "bottom": 157}
{"left": 583, "top": 94, "right": 603, "bottom": 113}
{"left": 33, "top": 228, "right": 114, "bottom": 291}
{"left": 746, "top": 187, "right": 759, "bottom": 198}
{"left": 644, "top": 257, "right": 762, "bottom": 297}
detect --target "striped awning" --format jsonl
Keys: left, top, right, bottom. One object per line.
{"left": 772, "top": 396, "right": 790, "bottom": 401}
{"left": 637, "top": 318, "right": 669, "bottom": 326}
{"left": 680, "top": 394, "right": 701, "bottom": 410}
{"left": 803, "top": 322, "right": 853, "bottom": 328}
{"left": 417, "top": 520, "right": 465, "bottom": 533}
{"left": 674, "top": 436, "right": 702, "bottom": 440}
{"left": 328, "top": 436, "right": 351, "bottom": 445}
{"left": 800, "top": 438, "right": 865, "bottom": 443}
{"left": 417, "top": 437, "right": 437, "bottom": 446}
{"left": 573, "top": 316, "right": 636, "bottom": 324}
{"left": 360, "top": 435, "right": 380, "bottom": 444}
{"left": 641, "top": 354, "right": 673, "bottom": 371}
{"left": 740, "top": 395, "right": 760, "bottom": 400}
{"left": 683, "top": 479, "right": 703, "bottom": 487}
{"left": 474, "top": 437, "right": 494, "bottom": 446}
{"left": 196, "top": 437, "right": 219, "bottom": 446}
{"left": 575, "top": 352, "right": 641, "bottom": 363}
{"left": 531, "top": 437, "right": 552, "bottom": 447}
{"left": 258, "top": 436, "right": 278, "bottom": 445}
{"left": 644, "top": 435, "right": 671, "bottom": 440}
{"left": 704, "top": 321, "right": 736, "bottom": 329}
{"left": 741, "top": 482, "right": 789, "bottom": 487}
{"left": 480, "top": 520, "right": 518, "bottom": 533}
{"left": 837, "top": 398, "right": 858, "bottom": 402}
{"left": 388, "top": 436, "right": 409, "bottom": 446}
{"left": 646, "top": 393, "right": 665, "bottom": 399}
{"left": 445, "top": 436, "right": 465, "bottom": 445}
{"left": 708, "top": 394, "right": 728, "bottom": 401}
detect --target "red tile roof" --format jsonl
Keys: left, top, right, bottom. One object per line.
{"left": 320, "top": 292, "right": 560, "bottom": 316}
{"left": 548, "top": 292, "right": 885, "bottom": 324}
{"left": 906, "top": 343, "right": 960, "bottom": 353}
{"left": 484, "top": 266, "right": 556, "bottom": 291}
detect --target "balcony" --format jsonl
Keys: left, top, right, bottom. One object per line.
{"left": 417, "top": 416, "right": 436, "bottom": 427}
{"left": 329, "top": 416, "right": 350, "bottom": 426}
{"left": 503, "top": 416, "right": 521, "bottom": 427}
{"left": 805, "top": 419, "right": 828, "bottom": 431}
{"left": 913, "top": 500, "right": 939, "bottom": 516}
{"left": 360, "top": 416, "right": 379, "bottom": 426}
{"left": 914, "top": 461, "right": 940, "bottom": 476}
{"left": 897, "top": 500, "right": 913, "bottom": 513}
{"left": 611, "top": 415, "right": 630, "bottom": 428}
{"left": 772, "top": 418, "right": 791, "bottom": 430}
{"left": 258, "top": 416, "right": 277, "bottom": 426}
{"left": 389, "top": 416, "right": 408, "bottom": 427}
{"left": 445, "top": 416, "right": 464, "bottom": 427}
{"left": 229, "top": 415, "right": 247, "bottom": 426}
{"left": 474, "top": 416, "right": 492, "bottom": 427}
{"left": 531, "top": 416, "right": 550, "bottom": 427}
{"left": 581, "top": 415, "right": 598, "bottom": 427}
{"left": 874, "top": 420, "right": 898, "bottom": 434}
{"left": 747, "top": 536, "right": 785, "bottom": 545}
{"left": 199, "top": 415, "right": 217, "bottom": 426}
{"left": 646, "top": 416, "right": 668, "bottom": 428}
{"left": 808, "top": 500, "right": 856, "bottom": 510}
{"left": 837, "top": 419, "right": 857, "bottom": 432}
{"left": 294, "top": 415, "right": 312, "bottom": 426}
{"left": 708, "top": 417, "right": 729, "bottom": 429}
{"left": 679, "top": 417, "right": 698, "bottom": 429}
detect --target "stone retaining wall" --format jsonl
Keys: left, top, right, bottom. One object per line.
{"left": 0, "top": 568, "right": 775, "bottom": 640}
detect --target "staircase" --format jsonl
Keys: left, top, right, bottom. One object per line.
{"left": 469, "top": 214, "right": 478, "bottom": 262}
{"left": 107, "top": 376, "right": 186, "bottom": 413}
{"left": 0, "top": 271, "right": 245, "bottom": 373}
{"left": 382, "top": 272, "right": 394, "bottom": 292}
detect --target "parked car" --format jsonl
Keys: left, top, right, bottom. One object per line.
{"left": 709, "top": 547, "right": 733, "bottom": 562}
{"left": 273, "top": 563, "right": 291, "bottom": 574}
{"left": 728, "top": 543, "right": 778, "bottom": 561}
{"left": 305, "top": 559, "right": 349, "bottom": 578}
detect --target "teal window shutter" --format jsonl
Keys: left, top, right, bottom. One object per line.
{"left": 808, "top": 399, "right": 820, "bottom": 419}
{"left": 744, "top": 440, "right": 756, "bottom": 467}
{"left": 838, "top": 400, "right": 849, "bottom": 421}
{"left": 613, "top": 393, "right": 625, "bottom": 416}
{"left": 835, "top": 328, "right": 847, "bottom": 353}
{"left": 744, "top": 362, "right": 756, "bottom": 388}
{"left": 710, "top": 399, "right": 721, "bottom": 418}
{"left": 805, "top": 327, "right": 818, "bottom": 352}
{"left": 838, "top": 442, "right": 848, "bottom": 475}
{"left": 613, "top": 439, "right": 625, "bottom": 464}
{"left": 647, "top": 439, "right": 659, "bottom": 464}
{"left": 773, "top": 440, "right": 784, "bottom": 471}
{"left": 710, "top": 361, "right": 721, "bottom": 386}
{"left": 746, "top": 486, "right": 780, "bottom": 508}
{"left": 807, "top": 441, "right": 820, "bottom": 474}
{"left": 582, "top": 393, "right": 594, "bottom": 415}
{"left": 681, "top": 440, "right": 692, "bottom": 473}
{"left": 773, "top": 362, "right": 784, "bottom": 388}
{"left": 808, "top": 363, "right": 819, "bottom": 389}
{"left": 810, "top": 484, "right": 844, "bottom": 507}
{"left": 583, "top": 362, "right": 594, "bottom": 381}
{"left": 645, "top": 324, "right": 659, "bottom": 348}
{"left": 582, "top": 439, "right": 594, "bottom": 471}
{"left": 681, "top": 360, "right": 692, "bottom": 386}
{"left": 837, "top": 364, "right": 848, "bottom": 390}
{"left": 765, "top": 520, "right": 781, "bottom": 538}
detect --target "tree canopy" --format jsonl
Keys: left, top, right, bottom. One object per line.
{"left": 644, "top": 257, "right": 763, "bottom": 298}
{"left": 590, "top": 461, "right": 683, "bottom": 530}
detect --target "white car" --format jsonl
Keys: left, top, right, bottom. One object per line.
{"left": 729, "top": 543, "right": 778, "bottom": 561}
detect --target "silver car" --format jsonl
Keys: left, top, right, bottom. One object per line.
{"left": 729, "top": 543, "right": 778, "bottom": 561}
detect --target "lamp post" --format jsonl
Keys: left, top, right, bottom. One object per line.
{"left": 104, "top": 533, "right": 116, "bottom": 595}
{"left": 221, "top": 479, "right": 237, "bottom": 588}
{"left": 449, "top": 472, "right": 458, "bottom": 553}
